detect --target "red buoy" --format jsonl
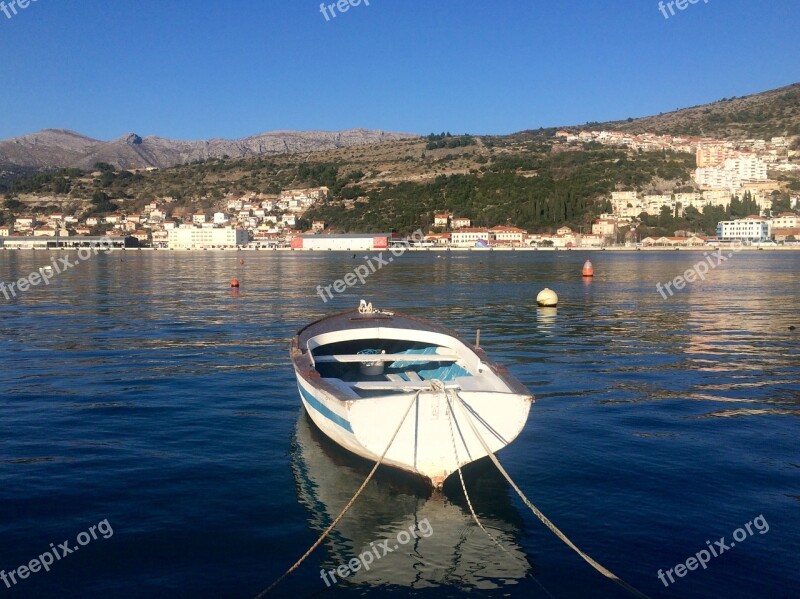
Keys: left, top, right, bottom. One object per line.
{"left": 239, "top": 259, "right": 245, "bottom": 265}
{"left": 231, "top": 279, "right": 240, "bottom": 288}
{"left": 582, "top": 260, "right": 594, "bottom": 277}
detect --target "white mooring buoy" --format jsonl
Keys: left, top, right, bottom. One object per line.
{"left": 536, "top": 288, "right": 558, "bottom": 307}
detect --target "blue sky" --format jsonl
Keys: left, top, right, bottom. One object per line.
{"left": 0, "top": 0, "right": 797, "bottom": 140}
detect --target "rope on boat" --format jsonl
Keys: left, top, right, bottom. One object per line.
{"left": 255, "top": 391, "right": 419, "bottom": 598}
{"left": 451, "top": 391, "right": 652, "bottom": 599}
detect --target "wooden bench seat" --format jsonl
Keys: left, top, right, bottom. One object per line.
{"left": 313, "top": 352, "right": 459, "bottom": 364}
{"left": 351, "top": 381, "right": 462, "bottom": 391}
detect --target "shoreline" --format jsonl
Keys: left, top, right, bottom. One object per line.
{"left": 2, "top": 246, "right": 799, "bottom": 253}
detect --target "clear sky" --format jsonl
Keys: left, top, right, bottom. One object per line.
{"left": 0, "top": 0, "right": 797, "bottom": 140}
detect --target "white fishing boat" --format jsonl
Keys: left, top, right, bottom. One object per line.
{"left": 289, "top": 300, "right": 533, "bottom": 488}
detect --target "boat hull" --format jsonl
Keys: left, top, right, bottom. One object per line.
{"left": 295, "top": 371, "right": 532, "bottom": 487}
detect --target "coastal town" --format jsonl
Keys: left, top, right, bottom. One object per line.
{"left": 1, "top": 130, "right": 798, "bottom": 251}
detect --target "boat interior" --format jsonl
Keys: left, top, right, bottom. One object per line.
{"left": 308, "top": 334, "right": 506, "bottom": 398}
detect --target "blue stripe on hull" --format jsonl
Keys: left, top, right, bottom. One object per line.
{"left": 297, "top": 382, "right": 354, "bottom": 433}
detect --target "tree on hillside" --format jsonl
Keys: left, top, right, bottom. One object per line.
{"left": 770, "top": 193, "right": 792, "bottom": 214}
{"left": 90, "top": 191, "right": 118, "bottom": 214}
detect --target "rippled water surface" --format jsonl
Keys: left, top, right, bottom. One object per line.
{"left": 1, "top": 250, "right": 798, "bottom": 598}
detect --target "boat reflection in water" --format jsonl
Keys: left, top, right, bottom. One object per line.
{"left": 291, "top": 412, "right": 534, "bottom": 591}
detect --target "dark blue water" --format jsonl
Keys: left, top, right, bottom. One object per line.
{"left": 1, "top": 250, "right": 798, "bottom": 599}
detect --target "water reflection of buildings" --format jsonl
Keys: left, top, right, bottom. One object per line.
{"left": 291, "top": 413, "right": 532, "bottom": 591}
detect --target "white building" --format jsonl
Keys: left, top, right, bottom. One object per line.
{"left": 675, "top": 192, "right": 716, "bottom": 214}
{"left": 716, "top": 217, "right": 770, "bottom": 242}
{"left": 725, "top": 154, "right": 768, "bottom": 182}
{"left": 592, "top": 218, "right": 619, "bottom": 238}
{"left": 152, "top": 230, "right": 169, "bottom": 249}
{"left": 213, "top": 212, "right": 229, "bottom": 225}
{"left": 610, "top": 191, "right": 643, "bottom": 218}
{"left": 702, "top": 190, "right": 733, "bottom": 207}
{"left": 290, "top": 233, "right": 392, "bottom": 251}
{"left": 770, "top": 212, "right": 798, "bottom": 229}
{"left": 451, "top": 228, "right": 494, "bottom": 247}
{"left": 168, "top": 226, "right": 249, "bottom": 249}
{"left": 643, "top": 194, "right": 674, "bottom": 216}
{"left": 579, "top": 234, "right": 604, "bottom": 248}
{"left": 694, "top": 167, "right": 741, "bottom": 190}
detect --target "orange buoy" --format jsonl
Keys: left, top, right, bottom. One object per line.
{"left": 582, "top": 259, "right": 594, "bottom": 277}
{"left": 239, "top": 259, "right": 245, "bottom": 265}
{"left": 230, "top": 279, "right": 240, "bottom": 288}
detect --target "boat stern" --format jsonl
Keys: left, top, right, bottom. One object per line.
{"left": 348, "top": 389, "right": 532, "bottom": 487}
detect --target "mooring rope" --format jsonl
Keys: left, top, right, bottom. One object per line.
{"left": 451, "top": 392, "right": 652, "bottom": 599}
{"left": 445, "top": 394, "right": 511, "bottom": 554}
{"left": 255, "top": 391, "right": 419, "bottom": 598}
{"left": 445, "top": 392, "right": 557, "bottom": 599}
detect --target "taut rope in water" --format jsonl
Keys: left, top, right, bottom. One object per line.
{"left": 445, "top": 393, "right": 513, "bottom": 554}
{"left": 255, "top": 391, "right": 418, "bottom": 597}
{"left": 445, "top": 393, "right": 557, "bottom": 599}
{"left": 450, "top": 390, "right": 652, "bottom": 599}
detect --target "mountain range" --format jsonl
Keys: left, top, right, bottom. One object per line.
{"left": 2, "top": 82, "right": 798, "bottom": 174}
{"left": 0, "top": 128, "right": 419, "bottom": 171}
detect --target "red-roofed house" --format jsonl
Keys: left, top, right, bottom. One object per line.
{"left": 771, "top": 212, "right": 798, "bottom": 229}
{"left": 434, "top": 212, "right": 451, "bottom": 228}
{"left": 131, "top": 230, "right": 150, "bottom": 244}
{"left": 424, "top": 232, "right": 451, "bottom": 246}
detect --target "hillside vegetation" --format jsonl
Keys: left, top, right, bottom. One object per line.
{"left": 2, "top": 83, "right": 798, "bottom": 237}
{"left": 0, "top": 133, "right": 702, "bottom": 234}
{"left": 578, "top": 83, "right": 800, "bottom": 140}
